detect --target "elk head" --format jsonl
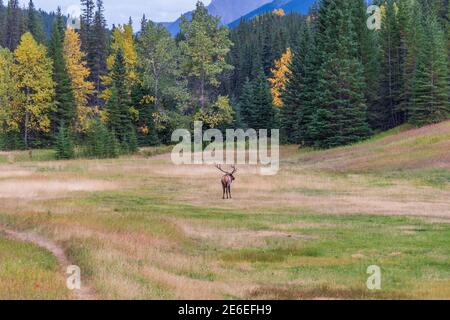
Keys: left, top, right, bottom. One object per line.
{"left": 215, "top": 164, "right": 237, "bottom": 181}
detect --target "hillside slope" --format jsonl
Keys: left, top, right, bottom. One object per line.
{"left": 294, "top": 120, "right": 450, "bottom": 176}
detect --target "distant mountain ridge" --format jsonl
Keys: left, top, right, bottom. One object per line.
{"left": 228, "top": 0, "right": 316, "bottom": 28}
{"left": 163, "top": 0, "right": 273, "bottom": 36}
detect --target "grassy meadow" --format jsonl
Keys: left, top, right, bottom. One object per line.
{"left": 0, "top": 121, "right": 449, "bottom": 299}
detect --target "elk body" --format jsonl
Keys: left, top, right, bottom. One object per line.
{"left": 215, "top": 165, "right": 237, "bottom": 199}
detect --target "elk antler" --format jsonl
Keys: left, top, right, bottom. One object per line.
{"left": 230, "top": 165, "right": 237, "bottom": 175}
{"left": 215, "top": 164, "right": 229, "bottom": 174}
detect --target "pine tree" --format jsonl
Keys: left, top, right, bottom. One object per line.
{"left": 310, "top": 0, "right": 371, "bottom": 148}
{"left": 4, "top": 0, "right": 21, "bottom": 50}
{"left": 378, "top": 0, "right": 405, "bottom": 129}
{"left": 251, "top": 70, "right": 275, "bottom": 131}
{"left": 103, "top": 23, "right": 137, "bottom": 102}
{"left": 49, "top": 9, "right": 76, "bottom": 135}
{"left": 131, "top": 83, "right": 159, "bottom": 146}
{"left": 410, "top": 9, "right": 449, "bottom": 126}
{"left": 84, "top": 120, "right": 119, "bottom": 158}
{"left": 55, "top": 124, "right": 74, "bottom": 159}
{"left": 0, "top": 1, "right": 6, "bottom": 45}
{"left": 226, "top": 11, "right": 303, "bottom": 98}
{"left": 239, "top": 78, "right": 255, "bottom": 129}
{"left": 80, "top": 0, "right": 95, "bottom": 52}
{"left": 107, "top": 49, "right": 137, "bottom": 153}
{"left": 352, "top": 0, "right": 382, "bottom": 130}
{"left": 90, "top": 0, "right": 108, "bottom": 107}
{"left": 281, "top": 22, "right": 317, "bottom": 145}
{"left": 27, "top": 0, "right": 45, "bottom": 43}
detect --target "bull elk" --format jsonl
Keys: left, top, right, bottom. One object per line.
{"left": 215, "top": 164, "right": 237, "bottom": 199}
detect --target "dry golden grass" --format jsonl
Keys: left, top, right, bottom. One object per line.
{"left": 0, "top": 122, "right": 449, "bottom": 300}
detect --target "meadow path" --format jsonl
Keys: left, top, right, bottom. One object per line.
{"left": 0, "top": 226, "right": 97, "bottom": 300}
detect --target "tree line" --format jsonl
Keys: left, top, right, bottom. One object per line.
{"left": 0, "top": 0, "right": 449, "bottom": 158}
{"left": 228, "top": 0, "right": 449, "bottom": 148}
{"left": 0, "top": 1, "right": 234, "bottom": 157}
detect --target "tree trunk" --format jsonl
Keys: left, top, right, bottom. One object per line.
{"left": 24, "top": 87, "right": 30, "bottom": 149}
{"left": 24, "top": 109, "right": 29, "bottom": 150}
{"left": 200, "top": 72, "right": 205, "bottom": 109}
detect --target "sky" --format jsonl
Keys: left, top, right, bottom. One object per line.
{"left": 22, "top": 0, "right": 212, "bottom": 28}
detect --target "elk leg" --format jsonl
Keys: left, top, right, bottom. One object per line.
{"left": 222, "top": 185, "right": 226, "bottom": 199}
{"left": 229, "top": 187, "right": 232, "bottom": 199}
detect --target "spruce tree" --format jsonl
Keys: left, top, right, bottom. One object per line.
{"left": 27, "top": 0, "right": 45, "bottom": 43}
{"left": 310, "top": 0, "right": 371, "bottom": 148}
{"left": 281, "top": 22, "right": 317, "bottom": 145}
{"left": 85, "top": 120, "right": 119, "bottom": 158}
{"left": 352, "top": 0, "right": 382, "bottom": 130}
{"left": 55, "top": 124, "right": 75, "bottom": 159}
{"left": 239, "top": 78, "right": 255, "bottom": 129}
{"left": 49, "top": 9, "right": 76, "bottom": 136}
{"left": 131, "top": 83, "right": 159, "bottom": 147}
{"left": 252, "top": 70, "right": 275, "bottom": 131}
{"left": 378, "top": 0, "right": 405, "bottom": 129}
{"left": 410, "top": 10, "right": 449, "bottom": 126}
{"left": 396, "top": 0, "right": 418, "bottom": 124}
{"left": 4, "top": 0, "right": 20, "bottom": 50}
{"left": 107, "top": 49, "right": 137, "bottom": 153}
{"left": 0, "top": 1, "right": 6, "bottom": 45}
{"left": 90, "top": 0, "right": 108, "bottom": 107}
{"left": 80, "top": 0, "right": 95, "bottom": 52}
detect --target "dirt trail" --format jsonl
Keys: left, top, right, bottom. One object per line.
{"left": 0, "top": 226, "right": 97, "bottom": 300}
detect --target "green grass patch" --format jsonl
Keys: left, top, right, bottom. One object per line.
{"left": 384, "top": 168, "right": 450, "bottom": 188}
{"left": 0, "top": 236, "right": 69, "bottom": 299}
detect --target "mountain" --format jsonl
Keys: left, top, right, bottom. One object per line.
{"left": 228, "top": 0, "right": 316, "bottom": 28}
{"left": 164, "top": 0, "right": 273, "bottom": 36}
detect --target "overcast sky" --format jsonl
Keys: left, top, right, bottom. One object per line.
{"left": 22, "top": 0, "right": 212, "bottom": 27}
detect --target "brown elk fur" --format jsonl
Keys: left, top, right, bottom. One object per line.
{"left": 215, "top": 165, "right": 237, "bottom": 199}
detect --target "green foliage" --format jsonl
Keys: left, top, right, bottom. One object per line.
{"left": 281, "top": 22, "right": 317, "bottom": 145}
{"left": 3, "top": 0, "right": 21, "bottom": 50}
{"left": 225, "top": 11, "right": 304, "bottom": 98}
{"left": 195, "top": 95, "right": 234, "bottom": 129}
{"left": 179, "top": 1, "right": 233, "bottom": 108}
{"left": 84, "top": 120, "right": 119, "bottom": 159}
{"left": 130, "top": 83, "right": 160, "bottom": 147}
{"left": 377, "top": 0, "right": 405, "bottom": 129}
{"left": 0, "top": 130, "right": 24, "bottom": 150}
{"left": 252, "top": 71, "right": 276, "bottom": 131}
{"left": 239, "top": 71, "right": 276, "bottom": 131}
{"left": 27, "top": 0, "right": 45, "bottom": 43}
{"left": 55, "top": 124, "right": 74, "bottom": 159}
{"left": 49, "top": 10, "right": 76, "bottom": 136}
{"left": 1, "top": 0, "right": 449, "bottom": 154}
{"left": 107, "top": 49, "right": 137, "bottom": 153}
{"left": 238, "top": 79, "right": 255, "bottom": 129}
{"left": 410, "top": 7, "right": 449, "bottom": 126}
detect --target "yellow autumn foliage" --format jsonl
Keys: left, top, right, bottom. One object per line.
{"left": 268, "top": 48, "right": 292, "bottom": 107}
{"left": 12, "top": 33, "right": 55, "bottom": 145}
{"left": 273, "top": 9, "right": 286, "bottom": 17}
{"left": 63, "top": 28, "right": 95, "bottom": 132}
{"left": 102, "top": 24, "right": 138, "bottom": 101}
{"left": 0, "top": 48, "right": 19, "bottom": 132}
